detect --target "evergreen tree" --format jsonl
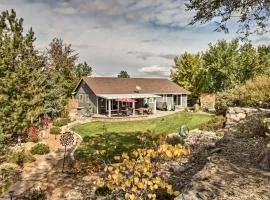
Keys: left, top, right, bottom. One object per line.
{"left": 76, "top": 61, "right": 92, "bottom": 78}
{"left": 0, "top": 10, "right": 46, "bottom": 136}
{"left": 118, "top": 70, "right": 130, "bottom": 78}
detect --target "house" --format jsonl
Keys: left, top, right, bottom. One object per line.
{"left": 72, "top": 77, "right": 190, "bottom": 117}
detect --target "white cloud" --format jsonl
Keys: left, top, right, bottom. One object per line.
{"left": 0, "top": 0, "right": 265, "bottom": 78}
{"left": 138, "top": 65, "right": 171, "bottom": 77}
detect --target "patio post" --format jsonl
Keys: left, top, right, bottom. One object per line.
{"left": 108, "top": 99, "right": 111, "bottom": 117}
{"left": 96, "top": 97, "right": 99, "bottom": 114}
{"left": 132, "top": 101, "right": 135, "bottom": 116}
{"left": 153, "top": 98, "right": 157, "bottom": 114}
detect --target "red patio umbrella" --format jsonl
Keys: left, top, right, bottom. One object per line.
{"left": 116, "top": 98, "right": 137, "bottom": 102}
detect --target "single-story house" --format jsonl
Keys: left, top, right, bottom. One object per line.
{"left": 72, "top": 77, "right": 190, "bottom": 117}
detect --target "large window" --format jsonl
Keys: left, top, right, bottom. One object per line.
{"left": 173, "top": 95, "right": 182, "bottom": 106}
{"left": 79, "top": 94, "right": 83, "bottom": 102}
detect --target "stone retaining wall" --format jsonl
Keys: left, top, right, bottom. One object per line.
{"left": 226, "top": 107, "right": 270, "bottom": 127}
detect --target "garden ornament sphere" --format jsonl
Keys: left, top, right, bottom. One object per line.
{"left": 60, "top": 132, "right": 75, "bottom": 147}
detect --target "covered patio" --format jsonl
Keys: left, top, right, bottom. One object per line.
{"left": 96, "top": 94, "right": 160, "bottom": 117}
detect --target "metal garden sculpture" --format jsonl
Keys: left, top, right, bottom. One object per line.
{"left": 60, "top": 131, "right": 74, "bottom": 172}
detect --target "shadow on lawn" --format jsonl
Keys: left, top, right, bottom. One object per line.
{"left": 75, "top": 131, "right": 161, "bottom": 164}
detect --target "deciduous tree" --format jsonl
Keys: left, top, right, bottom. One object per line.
{"left": 186, "top": 0, "right": 270, "bottom": 38}
{"left": 171, "top": 52, "right": 204, "bottom": 96}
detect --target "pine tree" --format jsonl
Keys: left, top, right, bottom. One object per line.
{"left": 0, "top": 9, "right": 46, "bottom": 136}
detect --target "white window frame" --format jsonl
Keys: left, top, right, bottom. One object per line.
{"left": 179, "top": 95, "right": 182, "bottom": 106}
{"left": 162, "top": 95, "right": 167, "bottom": 102}
{"left": 79, "top": 94, "right": 83, "bottom": 102}
{"left": 86, "top": 95, "right": 90, "bottom": 103}
{"left": 148, "top": 98, "right": 154, "bottom": 103}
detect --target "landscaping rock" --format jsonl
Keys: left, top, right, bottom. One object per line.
{"left": 64, "top": 190, "right": 83, "bottom": 200}
{"left": 257, "top": 149, "right": 270, "bottom": 170}
{"left": 175, "top": 190, "right": 200, "bottom": 200}
{"left": 236, "top": 112, "right": 246, "bottom": 120}
{"left": 184, "top": 129, "right": 222, "bottom": 150}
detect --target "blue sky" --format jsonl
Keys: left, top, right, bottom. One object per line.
{"left": 0, "top": 0, "right": 268, "bottom": 77}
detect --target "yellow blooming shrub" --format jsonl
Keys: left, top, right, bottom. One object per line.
{"left": 95, "top": 141, "right": 189, "bottom": 199}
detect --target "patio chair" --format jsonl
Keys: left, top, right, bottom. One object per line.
{"left": 126, "top": 108, "right": 132, "bottom": 116}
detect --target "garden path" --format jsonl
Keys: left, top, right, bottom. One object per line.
{"left": 0, "top": 124, "right": 76, "bottom": 200}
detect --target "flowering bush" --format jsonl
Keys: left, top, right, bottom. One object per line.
{"left": 40, "top": 118, "right": 52, "bottom": 127}
{"left": 28, "top": 127, "right": 39, "bottom": 143}
{"left": 95, "top": 141, "right": 189, "bottom": 199}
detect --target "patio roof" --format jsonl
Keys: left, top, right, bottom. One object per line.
{"left": 97, "top": 93, "right": 160, "bottom": 100}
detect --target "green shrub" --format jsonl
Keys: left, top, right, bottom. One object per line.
{"left": 83, "top": 135, "right": 91, "bottom": 143}
{"left": 50, "top": 126, "right": 61, "bottom": 139}
{"left": 30, "top": 143, "right": 50, "bottom": 155}
{"left": 199, "top": 116, "right": 226, "bottom": 131}
{"left": 236, "top": 113, "right": 270, "bottom": 138}
{"left": 53, "top": 118, "right": 70, "bottom": 127}
{"left": 216, "top": 75, "right": 270, "bottom": 115}
{"left": 6, "top": 151, "right": 36, "bottom": 166}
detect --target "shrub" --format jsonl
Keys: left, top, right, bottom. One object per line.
{"left": 28, "top": 127, "right": 40, "bottom": 143}
{"left": 236, "top": 113, "right": 270, "bottom": 138}
{"left": 95, "top": 142, "right": 188, "bottom": 199}
{"left": 199, "top": 116, "right": 226, "bottom": 131}
{"left": 53, "top": 118, "right": 70, "bottom": 127}
{"left": 216, "top": 75, "right": 270, "bottom": 115}
{"left": 50, "top": 126, "right": 61, "bottom": 139}
{"left": 6, "top": 151, "right": 36, "bottom": 166}
{"left": 40, "top": 118, "right": 52, "bottom": 127}
{"left": 30, "top": 143, "right": 50, "bottom": 155}
{"left": 83, "top": 135, "right": 91, "bottom": 143}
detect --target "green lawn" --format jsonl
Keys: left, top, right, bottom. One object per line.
{"left": 72, "top": 112, "right": 216, "bottom": 163}
{"left": 72, "top": 112, "right": 215, "bottom": 137}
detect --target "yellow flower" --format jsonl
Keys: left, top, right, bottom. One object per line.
{"left": 114, "top": 156, "right": 121, "bottom": 160}
{"left": 173, "top": 191, "right": 181, "bottom": 196}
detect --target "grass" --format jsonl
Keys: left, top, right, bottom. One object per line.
{"left": 72, "top": 112, "right": 215, "bottom": 163}
{"left": 72, "top": 112, "right": 215, "bottom": 138}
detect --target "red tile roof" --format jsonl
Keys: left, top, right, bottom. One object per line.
{"left": 81, "top": 77, "right": 189, "bottom": 95}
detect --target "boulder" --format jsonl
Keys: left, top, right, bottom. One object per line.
{"left": 175, "top": 190, "right": 200, "bottom": 200}
{"left": 65, "top": 190, "right": 83, "bottom": 200}
{"left": 234, "top": 107, "right": 243, "bottom": 113}
{"left": 257, "top": 149, "right": 270, "bottom": 170}
{"left": 236, "top": 112, "right": 246, "bottom": 120}
{"left": 230, "top": 114, "right": 240, "bottom": 122}
{"left": 227, "top": 108, "right": 235, "bottom": 114}
{"left": 244, "top": 108, "right": 258, "bottom": 113}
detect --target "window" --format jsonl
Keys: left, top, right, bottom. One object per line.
{"left": 162, "top": 95, "right": 167, "bottom": 102}
{"left": 85, "top": 95, "right": 90, "bottom": 102}
{"left": 79, "top": 94, "right": 83, "bottom": 102}
{"left": 148, "top": 98, "right": 154, "bottom": 103}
